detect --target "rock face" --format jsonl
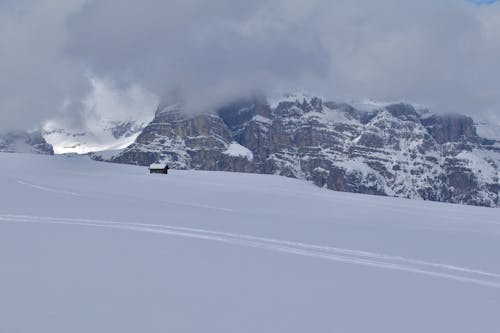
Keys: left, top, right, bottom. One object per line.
{"left": 112, "top": 104, "right": 255, "bottom": 172}
{"left": 0, "top": 131, "right": 54, "bottom": 155}
{"left": 105, "top": 95, "right": 499, "bottom": 207}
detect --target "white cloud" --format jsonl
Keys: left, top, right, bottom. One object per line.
{"left": 43, "top": 76, "right": 158, "bottom": 154}
{"left": 1, "top": 0, "right": 499, "bottom": 130}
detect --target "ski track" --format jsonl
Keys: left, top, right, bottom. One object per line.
{"left": 16, "top": 178, "right": 496, "bottom": 224}
{"left": 174, "top": 180, "right": 500, "bottom": 226}
{"left": 17, "top": 180, "right": 82, "bottom": 197}
{"left": 16, "top": 180, "right": 233, "bottom": 213}
{"left": 1, "top": 214, "right": 500, "bottom": 289}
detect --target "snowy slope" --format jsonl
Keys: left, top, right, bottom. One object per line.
{"left": 0, "top": 153, "right": 499, "bottom": 332}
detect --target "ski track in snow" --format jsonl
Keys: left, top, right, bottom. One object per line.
{"left": 16, "top": 179, "right": 234, "bottom": 212}
{"left": 177, "top": 179, "right": 500, "bottom": 225}
{"left": 92, "top": 192, "right": 235, "bottom": 212}
{"left": 17, "top": 180, "right": 82, "bottom": 197}
{"left": 1, "top": 214, "right": 500, "bottom": 289}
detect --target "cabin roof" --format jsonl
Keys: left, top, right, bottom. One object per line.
{"left": 149, "top": 163, "right": 168, "bottom": 169}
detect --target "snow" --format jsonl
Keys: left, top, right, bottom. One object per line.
{"left": 43, "top": 120, "right": 148, "bottom": 155}
{"left": 251, "top": 114, "right": 273, "bottom": 124}
{"left": 336, "top": 158, "right": 378, "bottom": 176}
{"left": 350, "top": 98, "right": 428, "bottom": 113}
{"left": 89, "top": 148, "right": 126, "bottom": 160}
{"left": 43, "top": 77, "right": 157, "bottom": 155}
{"left": 350, "top": 98, "right": 392, "bottom": 111}
{"left": 475, "top": 122, "right": 500, "bottom": 141}
{"left": 302, "top": 107, "right": 359, "bottom": 125}
{"left": 149, "top": 163, "right": 168, "bottom": 169}
{"left": 224, "top": 142, "right": 254, "bottom": 160}
{"left": 268, "top": 92, "right": 316, "bottom": 109}
{"left": 0, "top": 152, "right": 499, "bottom": 332}
{"left": 455, "top": 149, "right": 499, "bottom": 183}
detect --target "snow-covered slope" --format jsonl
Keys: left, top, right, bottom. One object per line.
{"left": 0, "top": 153, "right": 499, "bottom": 332}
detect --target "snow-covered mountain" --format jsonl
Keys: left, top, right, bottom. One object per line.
{"left": 42, "top": 77, "right": 157, "bottom": 154}
{"left": 100, "top": 94, "right": 499, "bottom": 207}
{"left": 43, "top": 118, "right": 149, "bottom": 154}
{"left": 0, "top": 131, "right": 54, "bottom": 155}
{"left": 1, "top": 152, "right": 499, "bottom": 332}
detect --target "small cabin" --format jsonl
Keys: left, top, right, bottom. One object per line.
{"left": 149, "top": 163, "right": 169, "bottom": 174}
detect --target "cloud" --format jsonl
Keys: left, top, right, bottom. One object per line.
{"left": 0, "top": 0, "right": 499, "bottom": 130}
{"left": 0, "top": 0, "right": 89, "bottom": 131}
{"left": 65, "top": 0, "right": 330, "bottom": 113}
{"left": 468, "top": 0, "right": 498, "bottom": 5}
{"left": 43, "top": 76, "right": 158, "bottom": 153}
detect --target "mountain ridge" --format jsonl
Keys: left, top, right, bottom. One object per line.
{"left": 94, "top": 94, "right": 499, "bottom": 207}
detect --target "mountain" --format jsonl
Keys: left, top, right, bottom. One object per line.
{"left": 94, "top": 94, "right": 499, "bottom": 207}
{"left": 43, "top": 118, "right": 150, "bottom": 155}
{"left": 0, "top": 130, "right": 54, "bottom": 155}
{"left": 107, "top": 102, "right": 256, "bottom": 172}
{"left": 42, "top": 77, "right": 157, "bottom": 155}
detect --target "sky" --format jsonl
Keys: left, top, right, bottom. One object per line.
{"left": 0, "top": 0, "right": 499, "bottom": 131}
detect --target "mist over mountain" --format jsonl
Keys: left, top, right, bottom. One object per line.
{"left": 1, "top": 0, "right": 500, "bottom": 132}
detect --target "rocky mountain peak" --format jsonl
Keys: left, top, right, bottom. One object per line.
{"left": 385, "top": 103, "right": 420, "bottom": 121}
{"left": 97, "top": 94, "right": 499, "bottom": 207}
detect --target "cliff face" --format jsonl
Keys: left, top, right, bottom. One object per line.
{"left": 421, "top": 114, "right": 478, "bottom": 144}
{"left": 111, "top": 104, "right": 255, "bottom": 172}
{"left": 104, "top": 95, "right": 499, "bottom": 207}
{"left": 0, "top": 131, "right": 54, "bottom": 155}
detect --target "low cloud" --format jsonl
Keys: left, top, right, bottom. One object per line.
{"left": 1, "top": 0, "right": 499, "bottom": 131}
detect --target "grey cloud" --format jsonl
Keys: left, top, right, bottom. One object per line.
{"left": 65, "top": 0, "right": 329, "bottom": 112}
{"left": 1, "top": 0, "right": 499, "bottom": 130}
{"left": 0, "top": 0, "right": 89, "bottom": 131}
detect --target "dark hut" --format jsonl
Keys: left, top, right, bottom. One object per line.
{"left": 149, "top": 163, "right": 169, "bottom": 174}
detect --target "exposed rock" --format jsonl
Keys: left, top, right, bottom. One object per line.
{"left": 112, "top": 104, "right": 255, "bottom": 172}
{"left": 102, "top": 95, "right": 499, "bottom": 208}
{"left": 421, "top": 114, "right": 478, "bottom": 144}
